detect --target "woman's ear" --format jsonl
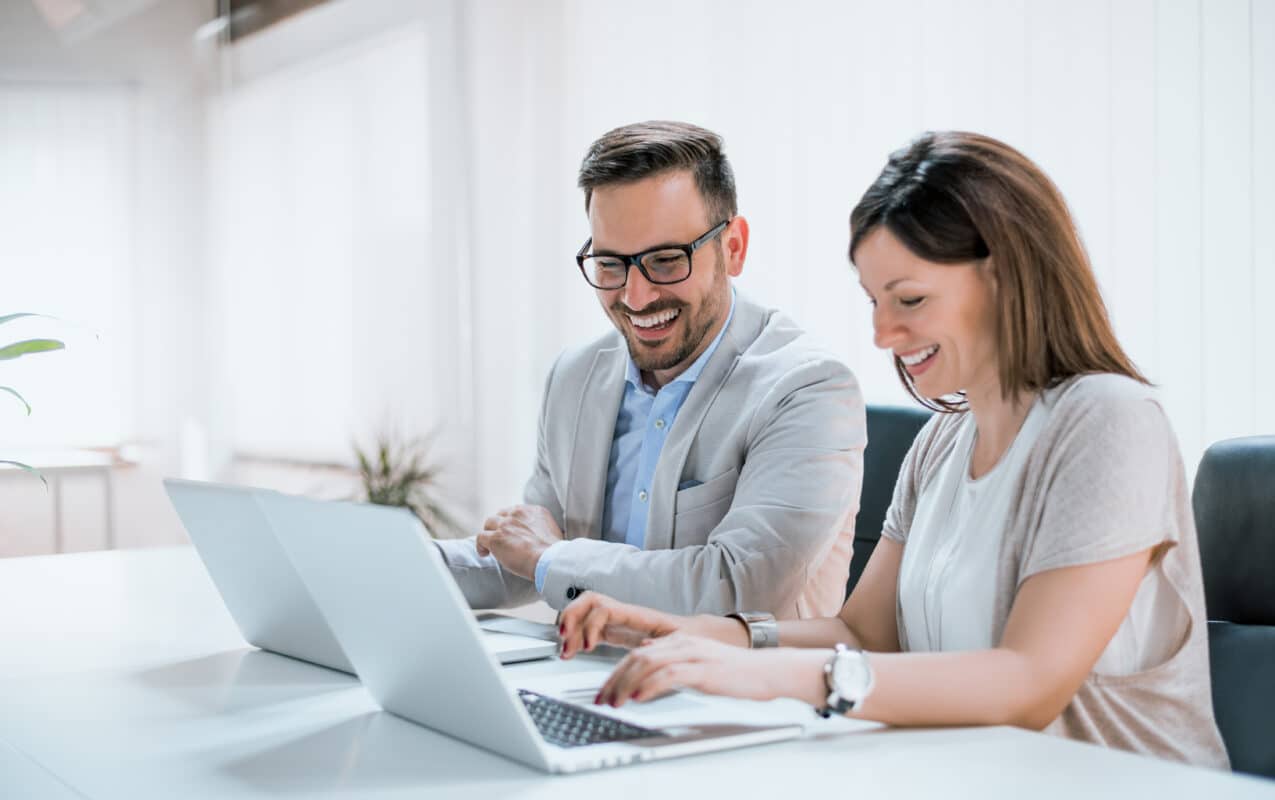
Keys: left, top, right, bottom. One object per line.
{"left": 977, "top": 256, "right": 997, "bottom": 294}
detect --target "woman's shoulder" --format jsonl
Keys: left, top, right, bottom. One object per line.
{"left": 1036, "top": 372, "right": 1179, "bottom": 472}
{"left": 1046, "top": 372, "right": 1157, "bottom": 408}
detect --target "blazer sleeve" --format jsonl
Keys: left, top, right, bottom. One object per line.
{"left": 432, "top": 353, "right": 566, "bottom": 609}
{"left": 540, "top": 356, "right": 865, "bottom": 615}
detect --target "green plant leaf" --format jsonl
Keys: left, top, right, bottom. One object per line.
{"left": 0, "top": 313, "right": 55, "bottom": 328}
{"left": 0, "top": 386, "right": 32, "bottom": 415}
{"left": 0, "top": 460, "right": 48, "bottom": 489}
{"left": 0, "top": 339, "right": 65, "bottom": 361}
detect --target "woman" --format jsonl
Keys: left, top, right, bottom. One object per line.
{"left": 557, "top": 131, "right": 1229, "bottom": 769}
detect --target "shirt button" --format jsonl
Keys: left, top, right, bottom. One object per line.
{"left": 654, "top": 418, "right": 665, "bottom": 429}
{"left": 638, "top": 490, "right": 648, "bottom": 502}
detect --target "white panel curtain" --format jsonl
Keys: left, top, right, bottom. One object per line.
{"left": 206, "top": 24, "right": 435, "bottom": 465}
{"left": 0, "top": 83, "right": 134, "bottom": 448}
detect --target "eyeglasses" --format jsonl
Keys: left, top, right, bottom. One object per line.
{"left": 576, "top": 219, "right": 730, "bottom": 290}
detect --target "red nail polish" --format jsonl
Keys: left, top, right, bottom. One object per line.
{"left": 559, "top": 624, "right": 565, "bottom": 635}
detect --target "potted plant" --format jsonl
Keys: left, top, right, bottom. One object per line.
{"left": 1, "top": 313, "right": 65, "bottom": 482}
{"left": 353, "top": 430, "right": 464, "bottom": 538}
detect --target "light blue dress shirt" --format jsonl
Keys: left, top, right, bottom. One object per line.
{"left": 534, "top": 291, "right": 737, "bottom": 592}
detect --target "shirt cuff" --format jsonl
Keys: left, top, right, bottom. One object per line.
{"left": 534, "top": 539, "right": 569, "bottom": 593}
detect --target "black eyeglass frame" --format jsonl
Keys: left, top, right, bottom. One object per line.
{"left": 575, "top": 219, "right": 731, "bottom": 290}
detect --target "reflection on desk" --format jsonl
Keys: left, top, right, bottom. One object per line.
{"left": 0, "top": 547, "right": 1270, "bottom": 799}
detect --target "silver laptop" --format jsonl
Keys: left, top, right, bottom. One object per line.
{"left": 163, "top": 479, "right": 557, "bottom": 670}
{"left": 257, "top": 490, "right": 804, "bottom": 774}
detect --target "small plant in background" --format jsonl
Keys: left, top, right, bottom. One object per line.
{"left": 1, "top": 313, "right": 65, "bottom": 483}
{"left": 353, "top": 430, "right": 464, "bottom": 538}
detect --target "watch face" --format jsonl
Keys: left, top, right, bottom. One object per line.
{"left": 832, "top": 651, "right": 869, "bottom": 698}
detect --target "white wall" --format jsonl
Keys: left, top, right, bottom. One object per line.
{"left": 192, "top": 0, "right": 1275, "bottom": 526}
{"left": 2, "top": 0, "right": 1271, "bottom": 553}
{"left": 462, "top": 0, "right": 1275, "bottom": 512}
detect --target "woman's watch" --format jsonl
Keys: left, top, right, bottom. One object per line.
{"left": 820, "top": 643, "right": 874, "bottom": 717}
{"left": 726, "top": 611, "right": 779, "bottom": 648}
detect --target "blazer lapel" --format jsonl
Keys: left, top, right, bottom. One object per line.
{"left": 563, "top": 343, "right": 627, "bottom": 541}
{"left": 644, "top": 295, "right": 768, "bottom": 551}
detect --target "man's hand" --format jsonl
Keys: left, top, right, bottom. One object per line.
{"left": 475, "top": 504, "right": 564, "bottom": 580}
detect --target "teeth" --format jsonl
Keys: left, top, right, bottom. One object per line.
{"left": 629, "top": 308, "right": 680, "bottom": 329}
{"left": 899, "top": 345, "right": 938, "bottom": 366}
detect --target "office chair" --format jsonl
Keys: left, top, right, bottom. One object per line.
{"left": 1193, "top": 435, "right": 1275, "bottom": 778}
{"left": 846, "top": 404, "right": 932, "bottom": 598}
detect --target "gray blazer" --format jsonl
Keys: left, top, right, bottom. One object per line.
{"left": 436, "top": 293, "right": 865, "bottom": 618}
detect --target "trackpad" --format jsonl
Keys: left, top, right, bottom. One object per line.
{"left": 476, "top": 614, "right": 558, "bottom": 641}
{"left": 555, "top": 686, "right": 706, "bottom": 715}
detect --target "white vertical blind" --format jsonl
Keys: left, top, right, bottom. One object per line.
{"left": 0, "top": 83, "right": 134, "bottom": 448}
{"left": 207, "top": 24, "right": 433, "bottom": 464}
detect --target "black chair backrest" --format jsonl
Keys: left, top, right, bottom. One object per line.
{"left": 846, "top": 404, "right": 931, "bottom": 598}
{"left": 1193, "top": 435, "right": 1275, "bottom": 778}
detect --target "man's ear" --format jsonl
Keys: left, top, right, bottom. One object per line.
{"left": 723, "top": 216, "right": 749, "bottom": 278}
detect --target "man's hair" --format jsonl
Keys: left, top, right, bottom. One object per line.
{"left": 577, "top": 120, "right": 737, "bottom": 225}
{"left": 849, "top": 131, "right": 1147, "bottom": 413}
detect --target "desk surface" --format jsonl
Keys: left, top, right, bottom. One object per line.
{"left": 0, "top": 547, "right": 1270, "bottom": 799}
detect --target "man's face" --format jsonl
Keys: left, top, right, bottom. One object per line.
{"left": 587, "top": 171, "right": 744, "bottom": 385}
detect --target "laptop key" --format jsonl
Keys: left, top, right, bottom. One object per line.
{"left": 518, "top": 689, "right": 661, "bottom": 748}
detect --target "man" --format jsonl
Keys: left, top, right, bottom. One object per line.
{"left": 435, "top": 121, "right": 865, "bottom": 618}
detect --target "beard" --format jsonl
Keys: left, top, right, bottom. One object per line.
{"left": 612, "top": 252, "right": 727, "bottom": 373}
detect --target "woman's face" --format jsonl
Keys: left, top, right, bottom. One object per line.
{"left": 855, "top": 227, "right": 999, "bottom": 402}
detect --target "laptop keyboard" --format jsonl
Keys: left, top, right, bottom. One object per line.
{"left": 518, "top": 689, "right": 661, "bottom": 748}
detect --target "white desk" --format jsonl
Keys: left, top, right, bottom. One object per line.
{"left": 0, "top": 449, "right": 118, "bottom": 552}
{"left": 0, "top": 547, "right": 1270, "bottom": 799}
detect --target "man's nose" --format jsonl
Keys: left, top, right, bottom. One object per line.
{"left": 622, "top": 264, "right": 660, "bottom": 311}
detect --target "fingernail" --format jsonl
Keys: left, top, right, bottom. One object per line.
{"left": 593, "top": 692, "right": 601, "bottom": 704}
{"left": 559, "top": 624, "right": 565, "bottom": 635}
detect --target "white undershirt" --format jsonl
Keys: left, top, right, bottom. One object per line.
{"left": 897, "top": 394, "right": 1187, "bottom": 674}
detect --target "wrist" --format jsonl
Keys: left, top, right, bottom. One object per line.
{"left": 787, "top": 649, "right": 833, "bottom": 708}
{"left": 686, "top": 614, "right": 750, "bottom": 647}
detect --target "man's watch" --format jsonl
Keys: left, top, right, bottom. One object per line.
{"left": 727, "top": 611, "right": 779, "bottom": 648}
{"left": 820, "top": 643, "right": 873, "bottom": 717}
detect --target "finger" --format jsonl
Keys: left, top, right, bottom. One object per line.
{"left": 607, "top": 638, "right": 711, "bottom": 706}
{"left": 601, "top": 647, "right": 676, "bottom": 707}
{"left": 582, "top": 607, "right": 611, "bottom": 653}
{"left": 558, "top": 593, "right": 601, "bottom": 643}
{"left": 564, "top": 605, "right": 609, "bottom": 659}
{"left": 475, "top": 532, "right": 493, "bottom": 557}
{"left": 632, "top": 662, "right": 694, "bottom": 703}
{"left": 558, "top": 595, "right": 602, "bottom": 658}
{"left": 603, "top": 622, "right": 656, "bottom": 650}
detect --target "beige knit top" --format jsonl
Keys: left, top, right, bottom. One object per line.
{"left": 881, "top": 373, "right": 1230, "bottom": 769}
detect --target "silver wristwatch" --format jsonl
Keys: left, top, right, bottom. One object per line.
{"left": 820, "top": 643, "right": 873, "bottom": 717}
{"left": 727, "top": 611, "right": 779, "bottom": 648}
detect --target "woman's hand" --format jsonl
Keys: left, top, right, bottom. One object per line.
{"left": 595, "top": 634, "right": 829, "bottom": 708}
{"left": 557, "top": 593, "right": 686, "bottom": 658}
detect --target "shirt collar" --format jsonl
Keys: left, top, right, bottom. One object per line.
{"left": 624, "top": 288, "right": 737, "bottom": 393}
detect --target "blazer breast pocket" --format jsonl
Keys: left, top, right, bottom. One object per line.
{"left": 672, "top": 467, "right": 739, "bottom": 546}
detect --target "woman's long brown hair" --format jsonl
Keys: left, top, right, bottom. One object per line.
{"left": 849, "top": 131, "right": 1147, "bottom": 412}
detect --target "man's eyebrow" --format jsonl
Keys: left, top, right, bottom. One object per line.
{"left": 590, "top": 241, "right": 684, "bottom": 257}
